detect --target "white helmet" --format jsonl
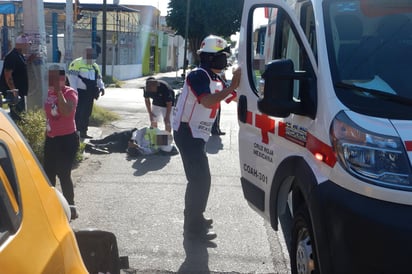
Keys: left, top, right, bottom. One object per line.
{"left": 197, "top": 35, "right": 230, "bottom": 56}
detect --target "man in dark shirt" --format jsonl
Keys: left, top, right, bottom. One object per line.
{"left": 0, "top": 35, "right": 30, "bottom": 121}
{"left": 144, "top": 77, "right": 175, "bottom": 132}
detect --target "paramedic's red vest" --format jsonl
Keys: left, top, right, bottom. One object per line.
{"left": 172, "top": 68, "right": 224, "bottom": 141}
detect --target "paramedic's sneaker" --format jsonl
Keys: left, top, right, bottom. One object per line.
{"left": 184, "top": 228, "right": 217, "bottom": 241}
{"left": 70, "top": 205, "right": 79, "bottom": 220}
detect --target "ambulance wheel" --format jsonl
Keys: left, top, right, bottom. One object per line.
{"left": 291, "top": 206, "right": 319, "bottom": 274}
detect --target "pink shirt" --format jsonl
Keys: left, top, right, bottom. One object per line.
{"left": 44, "top": 86, "right": 78, "bottom": 137}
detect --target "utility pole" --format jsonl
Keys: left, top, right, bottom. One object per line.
{"left": 102, "top": 0, "right": 107, "bottom": 77}
{"left": 22, "top": 0, "right": 47, "bottom": 109}
{"left": 65, "top": 0, "right": 74, "bottom": 68}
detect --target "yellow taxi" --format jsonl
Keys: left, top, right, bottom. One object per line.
{"left": 0, "top": 109, "right": 88, "bottom": 273}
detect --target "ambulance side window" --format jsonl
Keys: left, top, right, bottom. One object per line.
{"left": 300, "top": 2, "right": 317, "bottom": 62}
{"left": 250, "top": 5, "right": 315, "bottom": 101}
{"left": 0, "top": 143, "right": 22, "bottom": 243}
{"left": 250, "top": 6, "right": 279, "bottom": 95}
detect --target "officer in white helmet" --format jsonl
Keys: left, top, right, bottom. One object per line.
{"left": 172, "top": 34, "right": 241, "bottom": 241}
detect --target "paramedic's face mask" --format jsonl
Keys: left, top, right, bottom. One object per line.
{"left": 210, "top": 53, "right": 228, "bottom": 71}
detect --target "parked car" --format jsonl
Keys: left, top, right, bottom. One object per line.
{"left": 0, "top": 106, "right": 88, "bottom": 273}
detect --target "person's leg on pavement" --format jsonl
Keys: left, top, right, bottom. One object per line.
{"left": 151, "top": 104, "right": 165, "bottom": 129}
{"left": 174, "top": 124, "right": 216, "bottom": 240}
{"left": 76, "top": 90, "right": 94, "bottom": 138}
{"left": 43, "top": 136, "right": 58, "bottom": 186}
{"left": 211, "top": 107, "right": 225, "bottom": 135}
{"left": 83, "top": 90, "right": 95, "bottom": 137}
{"left": 56, "top": 133, "right": 80, "bottom": 219}
{"left": 156, "top": 105, "right": 168, "bottom": 131}
{"left": 75, "top": 91, "right": 87, "bottom": 134}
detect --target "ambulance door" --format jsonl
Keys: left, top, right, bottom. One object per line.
{"left": 238, "top": 0, "right": 318, "bottom": 217}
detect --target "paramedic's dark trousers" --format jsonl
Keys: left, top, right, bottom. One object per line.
{"left": 44, "top": 132, "right": 79, "bottom": 205}
{"left": 75, "top": 88, "right": 94, "bottom": 134}
{"left": 174, "top": 123, "right": 211, "bottom": 232}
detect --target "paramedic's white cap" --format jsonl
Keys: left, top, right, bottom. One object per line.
{"left": 15, "top": 35, "right": 30, "bottom": 44}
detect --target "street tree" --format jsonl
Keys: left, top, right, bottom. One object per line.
{"left": 166, "top": 0, "right": 244, "bottom": 63}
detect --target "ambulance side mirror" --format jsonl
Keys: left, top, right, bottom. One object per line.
{"left": 258, "top": 59, "right": 311, "bottom": 118}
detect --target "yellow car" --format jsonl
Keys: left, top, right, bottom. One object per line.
{"left": 0, "top": 109, "right": 88, "bottom": 273}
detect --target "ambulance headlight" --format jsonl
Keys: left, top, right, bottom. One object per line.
{"left": 330, "top": 112, "right": 412, "bottom": 190}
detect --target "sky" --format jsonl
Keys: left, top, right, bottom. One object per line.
{"left": 44, "top": 0, "right": 170, "bottom": 16}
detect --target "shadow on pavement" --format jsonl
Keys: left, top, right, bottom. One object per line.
{"left": 177, "top": 235, "right": 217, "bottom": 274}
{"left": 130, "top": 155, "right": 172, "bottom": 176}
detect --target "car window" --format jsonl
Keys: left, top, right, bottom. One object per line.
{"left": 0, "top": 142, "right": 22, "bottom": 243}
{"left": 249, "top": 4, "right": 316, "bottom": 101}
{"left": 249, "top": 6, "right": 278, "bottom": 96}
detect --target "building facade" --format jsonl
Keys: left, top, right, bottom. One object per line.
{"left": 0, "top": 1, "right": 185, "bottom": 80}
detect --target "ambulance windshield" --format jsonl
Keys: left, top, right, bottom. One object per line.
{"left": 325, "top": 0, "right": 412, "bottom": 105}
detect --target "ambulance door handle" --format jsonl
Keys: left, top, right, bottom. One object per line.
{"left": 238, "top": 95, "right": 248, "bottom": 123}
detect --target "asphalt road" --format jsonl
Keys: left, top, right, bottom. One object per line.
{"left": 71, "top": 70, "right": 291, "bottom": 273}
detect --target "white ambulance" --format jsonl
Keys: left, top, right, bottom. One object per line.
{"left": 237, "top": 0, "right": 412, "bottom": 273}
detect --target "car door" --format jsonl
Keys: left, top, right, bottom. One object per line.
{"left": 238, "top": 0, "right": 318, "bottom": 217}
{"left": 0, "top": 112, "right": 87, "bottom": 274}
{"left": 0, "top": 138, "right": 22, "bottom": 247}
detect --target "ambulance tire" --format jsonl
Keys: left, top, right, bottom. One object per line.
{"left": 291, "top": 206, "right": 319, "bottom": 274}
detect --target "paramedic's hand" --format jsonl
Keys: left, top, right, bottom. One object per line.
{"left": 99, "top": 88, "right": 105, "bottom": 97}
{"left": 230, "top": 66, "right": 241, "bottom": 91}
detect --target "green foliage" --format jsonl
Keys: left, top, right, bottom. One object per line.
{"left": 16, "top": 105, "right": 118, "bottom": 165}
{"left": 16, "top": 109, "right": 46, "bottom": 164}
{"left": 166, "top": 0, "right": 244, "bottom": 60}
{"left": 102, "top": 75, "right": 123, "bottom": 88}
{"left": 89, "top": 104, "right": 120, "bottom": 127}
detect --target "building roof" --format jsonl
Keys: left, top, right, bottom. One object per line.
{"left": 44, "top": 2, "right": 139, "bottom": 13}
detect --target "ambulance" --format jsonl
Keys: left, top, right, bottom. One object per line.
{"left": 237, "top": 0, "right": 412, "bottom": 273}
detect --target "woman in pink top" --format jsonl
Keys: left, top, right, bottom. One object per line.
{"left": 43, "top": 66, "right": 79, "bottom": 220}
